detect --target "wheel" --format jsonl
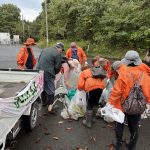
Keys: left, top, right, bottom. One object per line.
{"left": 22, "top": 102, "right": 38, "bottom": 131}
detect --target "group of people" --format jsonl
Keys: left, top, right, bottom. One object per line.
{"left": 16, "top": 38, "right": 150, "bottom": 150}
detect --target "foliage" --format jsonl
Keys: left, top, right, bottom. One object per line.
{"left": 0, "top": 4, "right": 21, "bottom": 35}
{"left": 94, "top": 0, "right": 150, "bottom": 48}
{"left": 0, "top": 1, "right": 149, "bottom": 54}
{"left": 36, "top": 0, "right": 150, "bottom": 50}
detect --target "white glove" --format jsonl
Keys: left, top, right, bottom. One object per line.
{"left": 85, "top": 61, "right": 88, "bottom": 65}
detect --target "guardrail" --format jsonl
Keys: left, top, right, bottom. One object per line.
{"left": 0, "top": 39, "right": 20, "bottom": 45}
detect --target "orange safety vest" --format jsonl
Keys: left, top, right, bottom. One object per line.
{"left": 66, "top": 47, "right": 87, "bottom": 64}
{"left": 17, "top": 46, "right": 36, "bottom": 70}
{"left": 77, "top": 68, "right": 106, "bottom": 92}
{"left": 108, "top": 67, "right": 150, "bottom": 112}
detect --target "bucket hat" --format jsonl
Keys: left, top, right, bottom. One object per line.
{"left": 24, "top": 38, "right": 36, "bottom": 45}
{"left": 112, "top": 61, "right": 122, "bottom": 71}
{"left": 121, "top": 50, "right": 142, "bottom": 66}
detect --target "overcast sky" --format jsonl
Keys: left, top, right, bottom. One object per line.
{"left": 0, "top": 0, "right": 42, "bottom": 21}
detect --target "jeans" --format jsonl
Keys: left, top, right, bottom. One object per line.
{"left": 115, "top": 114, "right": 141, "bottom": 149}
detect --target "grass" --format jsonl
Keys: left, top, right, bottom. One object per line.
{"left": 37, "top": 39, "right": 147, "bottom": 60}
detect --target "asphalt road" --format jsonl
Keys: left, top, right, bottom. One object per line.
{"left": 0, "top": 45, "right": 150, "bottom": 150}
{"left": 0, "top": 45, "right": 41, "bottom": 69}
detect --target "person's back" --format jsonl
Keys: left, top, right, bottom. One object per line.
{"left": 61, "top": 58, "right": 81, "bottom": 90}
{"left": 37, "top": 47, "right": 61, "bottom": 78}
{"left": 109, "top": 67, "right": 150, "bottom": 111}
{"left": 136, "top": 63, "right": 150, "bottom": 76}
{"left": 108, "top": 50, "right": 150, "bottom": 150}
{"left": 37, "top": 43, "right": 64, "bottom": 112}
{"left": 78, "top": 68, "right": 105, "bottom": 92}
{"left": 77, "top": 62, "right": 106, "bottom": 128}
{"left": 66, "top": 42, "right": 87, "bottom": 65}
{"left": 17, "top": 41, "right": 36, "bottom": 70}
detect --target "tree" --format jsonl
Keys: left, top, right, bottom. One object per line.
{"left": 94, "top": 0, "right": 150, "bottom": 48}
{"left": 0, "top": 4, "right": 21, "bottom": 35}
{"left": 31, "top": 0, "right": 150, "bottom": 49}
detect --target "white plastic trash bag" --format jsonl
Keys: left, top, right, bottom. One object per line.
{"left": 60, "top": 95, "right": 86, "bottom": 120}
{"left": 99, "top": 79, "right": 113, "bottom": 106}
{"left": 97, "top": 108, "right": 114, "bottom": 123}
{"left": 68, "top": 96, "right": 86, "bottom": 120}
{"left": 101, "top": 103, "right": 125, "bottom": 123}
{"left": 75, "top": 90, "right": 86, "bottom": 108}
{"left": 141, "top": 104, "right": 150, "bottom": 119}
{"left": 103, "top": 116, "right": 114, "bottom": 123}
{"left": 61, "top": 108, "right": 69, "bottom": 119}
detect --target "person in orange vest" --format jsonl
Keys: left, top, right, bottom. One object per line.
{"left": 108, "top": 50, "right": 150, "bottom": 150}
{"left": 111, "top": 61, "right": 127, "bottom": 80}
{"left": 17, "top": 38, "right": 36, "bottom": 70}
{"left": 66, "top": 42, "right": 88, "bottom": 65}
{"left": 112, "top": 60, "right": 150, "bottom": 78}
{"left": 77, "top": 58, "right": 106, "bottom": 128}
{"left": 93, "top": 56, "right": 112, "bottom": 78}
{"left": 26, "top": 35, "right": 37, "bottom": 45}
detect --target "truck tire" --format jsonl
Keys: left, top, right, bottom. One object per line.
{"left": 22, "top": 102, "right": 38, "bottom": 131}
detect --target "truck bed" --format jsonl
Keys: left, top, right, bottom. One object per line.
{"left": 0, "top": 82, "right": 26, "bottom": 98}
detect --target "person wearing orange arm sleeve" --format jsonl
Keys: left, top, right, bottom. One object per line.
{"left": 108, "top": 50, "right": 150, "bottom": 150}
{"left": 66, "top": 42, "right": 87, "bottom": 65}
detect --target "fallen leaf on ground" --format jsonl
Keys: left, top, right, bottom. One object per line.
{"left": 107, "top": 124, "right": 113, "bottom": 128}
{"left": 35, "top": 138, "right": 41, "bottom": 143}
{"left": 43, "top": 113, "right": 48, "bottom": 116}
{"left": 107, "top": 144, "right": 114, "bottom": 150}
{"left": 65, "top": 127, "right": 72, "bottom": 131}
{"left": 43, "top": 127, "right": 48, "bottom": 131}
{"left": 44, "top": 131, "right": 50, "bottom": 135}
{"left": 58, "top": 121, "right": 64, "bottom": 124}
{"left": 52, "top": 137, "right": 59, "bottom": 140}
{"left": 76, "top": 146, "right": 83, "bottom": 150}
{"left": 89, "top": 137, "right": 96, "bottom": 142}
{"left": 102, "top": 124, "right": 113, "bottom": 129}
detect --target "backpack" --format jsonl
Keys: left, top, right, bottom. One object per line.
{"left": 121, "top": 73, "right": 146, "bottom": 115}
{"left": 91, "top": 66, "right": 106, "bottom": 79}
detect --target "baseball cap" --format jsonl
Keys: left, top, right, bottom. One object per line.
{"left": 56, "top": 42, "right": 64, "bottom": 51}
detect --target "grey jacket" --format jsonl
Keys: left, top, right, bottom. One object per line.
{"left": 37, "top": 47, "right": 62, "bottom": 78}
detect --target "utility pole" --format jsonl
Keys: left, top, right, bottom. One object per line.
{"left": 28, "top": 25, "right": 30, "bottom": 37}
{"left": 22, "top": 14, "right": 25, "bottom": 43}
{"left": 45, "top": 0, "right": 49, "bottom": 46}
